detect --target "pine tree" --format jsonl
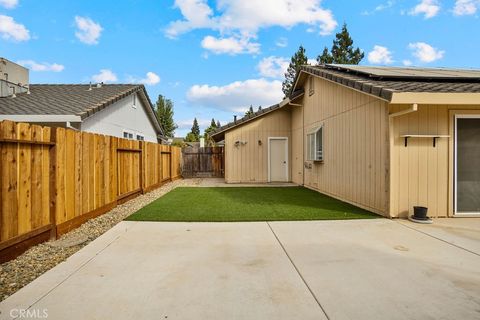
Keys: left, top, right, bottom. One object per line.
{"left": 317, "top": 47, "right": 334, "bottom": 64}
{"left": 245, "top": 105, "right": 254, "bottom": 117}
{"left": 191, "top": 118, "right": 200, "bottom": 140}
{"left": 210, "top": 118, "right": 217, "bottom": 128}
{"left": 216, "top": 120, "right": 221, "bottom": 128}
{"left": 316, "top": 23, "right": 364, "bottom": 65}
{"left": 282, "top": 45, "right": 309, "bottom": 97}
{"left": 203, "top": 118, "right": 218, "bottom": 146}
{"left": 155, "top": 94, "right": 178, "bottom": 138}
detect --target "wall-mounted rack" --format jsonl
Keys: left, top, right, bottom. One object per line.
{"left": 400, "top": 135, "right": 450, "bottom": 147}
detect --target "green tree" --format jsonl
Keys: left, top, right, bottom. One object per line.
{"left": 184, "top": 132, "right": 197, "bottom": 142}
{"left": 282, "top": 45, "right": 309, "bottom": 97}
{"left": 316, "top": 23, "right": 364, "bottom": 65}
{"left": 191, "top": 118, "right": 200, "bottom": 141}
{"left": 245, "top": 105, "right": 254, "bottom": 117}
{"left": 317, "top": 47, "right": 334, "bottom": 64}
{"left": 155, "top": 94, "right": 178, "bottom": 138}
{"left": 216, "top": 120, "right": 221, "bottom": 128}
{"left": 203, "top": 118, "right": 218, "bottom": 146}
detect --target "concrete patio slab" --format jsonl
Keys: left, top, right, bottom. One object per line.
{"left": 0, "top": 222, "right": 324, "bottom": 320}
{"left": 397, "top": 218, "right": 480, "bottom": 255}
{"left": 270, "top": 219, "right": 480, "bottom": 320}
{"left": 1, "top": 219, "right": 479, "bottom": 320}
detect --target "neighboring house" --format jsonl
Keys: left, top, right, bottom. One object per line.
{"left": 212, "top": 64, "right": 480, "bottom": 219}
{"left": 0, "top": 58, "right": 163, "bottom": 143}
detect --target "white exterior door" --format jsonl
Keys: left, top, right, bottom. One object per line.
{"left": 269, "top": 138, "right": 288, "bottom": 182}
{"left": 455, "top": 115, "right": 480, "bottom": 214}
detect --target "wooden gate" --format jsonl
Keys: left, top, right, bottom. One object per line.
{"left": 182, "top": 147, "right": 224, "bottom": 178}
{"left": 116, "top": 139, "right": 142, "bottom": 203}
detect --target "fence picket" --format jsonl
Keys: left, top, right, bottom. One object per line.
{"left": 0, "top": 120, "right": 182, "bottom": 262}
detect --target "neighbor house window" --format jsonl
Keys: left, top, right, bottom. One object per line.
{"left": 136, "top": 134, "right": 144, "bottom": 141}
{"left": 306, "top": 126, "right": 323, "bottom": 161}
{"left": 123, "top": 131, "right": 134, "bottom": 140}
{"left": 309, "top": 76, "right": 315, "bottom": 96}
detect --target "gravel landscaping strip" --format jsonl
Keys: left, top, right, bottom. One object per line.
{"left": 0, "top": 178, "right": 201, "bottom": 301}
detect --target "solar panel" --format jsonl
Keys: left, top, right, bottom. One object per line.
{"left": 326, "top": 64, "right": 480, "bottom": 80}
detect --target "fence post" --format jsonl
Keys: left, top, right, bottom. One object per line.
{"left": 49, "top": 127, "right": 57, "bottom": 240}
{"left": 140, "top": 141, "right": 145, "bottom": 194}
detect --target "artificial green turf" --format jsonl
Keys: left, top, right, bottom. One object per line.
{"left": 125, "top": 187, "right": 379, "bottom": 222}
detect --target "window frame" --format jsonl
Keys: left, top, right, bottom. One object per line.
{"left": 136, "top": 134, "right": 145, "bottom": 141}
{"left": 123, "top": 130, "right": 134, "bottom": 140}
{"left": 306, "top": 125, "right": 323, "bottom": 162}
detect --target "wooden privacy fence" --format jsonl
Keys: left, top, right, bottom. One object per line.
{"left": 182, "top": 147, "right": 224, "bottom": 178}
{"left": 0, "top": 120, "right": 181, "bottom": 262}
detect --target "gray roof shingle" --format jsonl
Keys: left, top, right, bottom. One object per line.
{"left": 0, "top": 84, "right": 163, "bottom": 135}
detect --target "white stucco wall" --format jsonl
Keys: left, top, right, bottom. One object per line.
{"left": 81, "top": 93, "right": 159, "bottom": 142}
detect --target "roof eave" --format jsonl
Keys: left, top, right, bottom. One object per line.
{"left": 390, "top": 92, "right": 480, "bottom": 105}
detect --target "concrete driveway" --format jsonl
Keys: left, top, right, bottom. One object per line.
{"left": 1, "top": 219, "right": 479, "bottom": 320}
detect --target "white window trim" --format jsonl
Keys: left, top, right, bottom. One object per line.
{"left": 267, "top": 137, "right": 289, "bottom": 183}
{"left": 123, "top": 130, "right": 134, "bottom": 140}
{"left": 306, "top": 125, "right": 324, "bottom": 162}
{"left": 136, "top": 134, "right": 145, "bottom": 141}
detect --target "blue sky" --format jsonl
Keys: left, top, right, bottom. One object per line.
{"left": 1, "top": 0, "right": 479, "bottom": 136}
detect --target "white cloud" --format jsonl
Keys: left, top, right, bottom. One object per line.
{"left": 0, "top": 0, "right": 18, "bottom": 9}
{"left": 408, "top": 42, "right": 444, "bottom": 63}
{"left": 275, "top": 37, "right": 288, "bottom": 47}
{"left": 177, "top": 118, "right": 213, "bottom": 129}
{"left": 187, "top": 78, "right": 283, "bottom": 112}
{"left": 201, "top": 35, "right": 260, "bottom": 55}
{"left": 367, "top": 45, "right": 393, "bottom": 64}
{"left": 409, "top": 0, "right": 440, "bottom": 18}
{"left": 362, "top": 0, "right": 395, "bottom": 15}
{"left": 166, "top": 0, "right": 337, "bottom": 53}
{"left": 92, "top": 69, "right": 117, "bottom": 83}
{"left": 74, "top": 16, "right": 102, "bottom": 45}
{"left": 17, "top": 60, "right": 64, "bottom": 72}
{"left": 453, "top": 0, "right": 480, "bottom": 15}
{"left": 128, "top": 72, "right": 161, "bottom": 85}
{"left": 402, "top": 59, "right": 413, "bottom": 66}
{"left": 257, "top": 56, "right": 289, "bottom": 78}
{"left": 0, "top": 15, "right": 30, "bottom": 41}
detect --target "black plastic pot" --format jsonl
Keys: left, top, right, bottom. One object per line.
{"left": 413, "top": 206, "right": 428, "bottom": 220}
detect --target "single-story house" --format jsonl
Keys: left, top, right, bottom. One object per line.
{"left": 0, "top": 58, "right": 164, "bottom": 142}
{"left": 212, "top": 64, "right": 480, "bottom": 218}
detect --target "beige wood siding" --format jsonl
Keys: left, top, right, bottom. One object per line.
{"left": 224, "top": 109, "right": 291, "bottom": 183}
{"left": 389, "top": 104, "right": 480, "bottom": 218}
{"left": 302, "top": 76, "right": 390, "bottom": 215}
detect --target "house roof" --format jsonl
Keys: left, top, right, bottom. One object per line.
{"left": 296, "top": 64, "right": 480, "bottom": 102}
{"left": 211, "top": 89, "right": 304, "bottom": 141}
{"left": 0, "top": 84, "right": 164, "bottom": 135}
{"left": 212, "top": 64, "right": 480, "bottom": 142}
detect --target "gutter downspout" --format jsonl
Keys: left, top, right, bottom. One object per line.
{"left": 387, "top": 103, "right": 418, "bottom": 218}
{"left": 389, "top": 103, "right": 418, "bottom": 118}
{"left": 302, "top": 100, "right": 305, "bottom": 187}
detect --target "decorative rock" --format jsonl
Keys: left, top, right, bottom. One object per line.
{"left": 0, "top": 179, "right": 195, "bottom": 301}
